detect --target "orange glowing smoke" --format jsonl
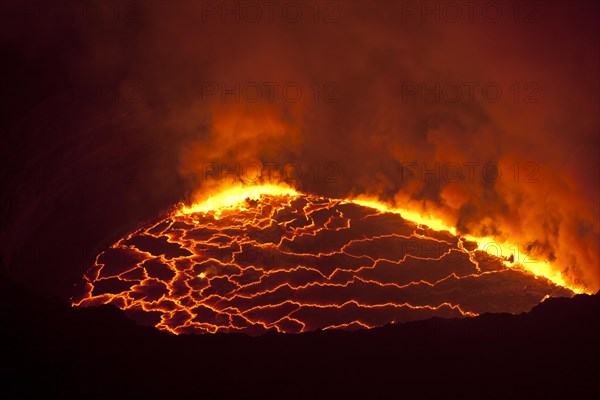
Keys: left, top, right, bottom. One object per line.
{"left": 73, "top": 184, "right": 575, "bottom": 335}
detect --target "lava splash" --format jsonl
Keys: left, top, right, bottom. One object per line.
{"left": 73, "top": 186, "right": 572, "bottom": 335}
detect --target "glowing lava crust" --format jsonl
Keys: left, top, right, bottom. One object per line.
{"left": 73, "top": 185, "right": 573, "bottom": 335}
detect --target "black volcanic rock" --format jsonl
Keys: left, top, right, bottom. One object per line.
{"left": 1, "top": 273, "right": 598, "bottom": 399}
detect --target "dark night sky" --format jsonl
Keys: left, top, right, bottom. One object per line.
{"left": 0, "top": 0, "right": 598, "bottom": 296}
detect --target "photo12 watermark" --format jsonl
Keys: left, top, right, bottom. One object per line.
{"left": 1, "top": 1, "right": 143, "bottom": 24}
{"left": 198, "top": 1, "right": 340, "bottom": 23}
{"left": 398, "top": 1, "right": 539, "bottom": 24}
{"left": 200, "top": 81, "right": 339, "bottom": 104}
{"left": 400, "top": 81, "right": 540, "bottom": 104}
{"left": 199, "top": 161, "right": 341, "bottom": 186}
{"left": 398, "top": 161, "right": 539, "bottom": 184}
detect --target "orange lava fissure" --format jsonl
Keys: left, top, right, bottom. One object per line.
{"left": 73, "top": 189, "right": 572, "bottom": 335}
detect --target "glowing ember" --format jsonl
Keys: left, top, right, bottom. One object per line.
{"left": 72, "top": 185, "right": 575, "bottom": 335}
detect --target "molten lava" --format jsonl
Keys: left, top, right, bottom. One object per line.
{"left": 73, "top": 185, "right": 575, "bottom": 335}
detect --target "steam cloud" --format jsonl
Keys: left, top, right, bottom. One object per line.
{"left": 2, "top": 1, "right": 598, "bottom": 292}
